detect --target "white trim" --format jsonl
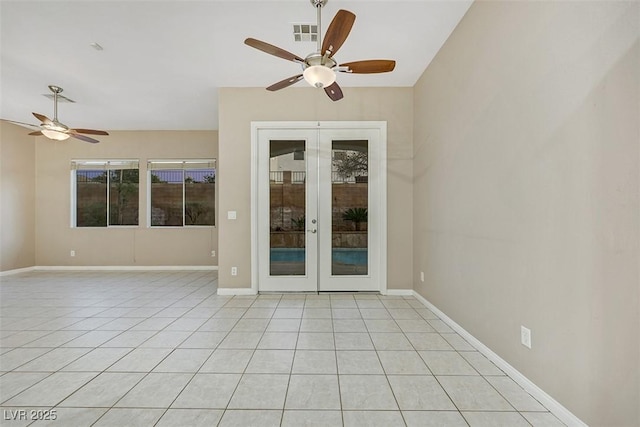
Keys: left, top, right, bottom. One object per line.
{"left": 411, "top": 290, "right": 587, "bottom": 427}
{"left": 0, "top": 266, "right": 37, "bottom": 277}
{"left": 385, "top": 289, "right": 414, "bottom": 296}
{"left": 32, "top": 265, "right": 218, "bottom": 271}
{"left": 217, "top": 288, "right": 258, "bottom": 296}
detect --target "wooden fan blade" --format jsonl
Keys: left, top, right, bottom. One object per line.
{"left": 244, "top": 38, "right": 304, "bottom": 63}
{"left": 28, "top": 131, "right": 43, "bottom": 136}
{"left": 32, "top": 112, "right": 53, "bottom": 125}
{"left": 266, "top": 74, "right": 304, "bottom": 91}
{"left": 2, "top": 119, "right": 40, "bottom": 130}
{"left": 71, "top": 128, "right": 109, "bottom": 136}
{"left": 340, "top": 60, "right": 396, "bottom": 74}
{"left": 321, "top": 9, "right": 356, "bottom": 58}
{"left": 69, "top": 132, "right": 100, "bottom": 144}
{"left": 324, "top": 82, "right": 344, "bottom": 101}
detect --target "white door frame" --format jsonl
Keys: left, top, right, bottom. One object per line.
{"left": 250, "top": 121, "right": 387, "bottom": 294}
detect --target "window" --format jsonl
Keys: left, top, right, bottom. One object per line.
{"left": 148, "top": 160, "right": 216, "bottom": 226}
{"left": 72, "top": 160, "right": 139, "bottom": 227}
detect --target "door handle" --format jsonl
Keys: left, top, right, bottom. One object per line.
{"left": 307, "top": 229, "right": 317, "bottom": 233}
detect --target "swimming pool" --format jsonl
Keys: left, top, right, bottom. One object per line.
{"left": 270, "top": 248, "right": 368, "bottom": 265}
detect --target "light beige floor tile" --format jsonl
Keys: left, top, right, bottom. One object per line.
{"left": 441, "top": 333, "right": 475, "bottom": 350}
{"left": 218, "top": 410, "right": 282, "bottom": 427}
{"left": 419, "top": 351, "right": 478, "bottom": 375}
{"left": 285, "top": 374, "right": 341, "bottom": 410}
{"left": 332, "top": 309, "right": 362, "bottom": 319}
{"left": 378, "top": 350, "right": 431, "bottom": 374}
{"left": 59, "top": 372, "right": 144, "bottom": 407}
{"left": 197, "top": 318, "right": 238, "bottom": 332}
{"left": 387, "top": 309, "right": 422, "bottom": 320}
{"left": 61, "top": 330, "right": 121, "bottom": 347}
{"left": 156, "top": 409, "right": 224, "bottom": 427}
{"left": 172, "top": 373, "right": 241, "bottom": 408}
{"left": 15, "top": 348, "right": 91, "bottom": 372}
{"left": 364, "top": 319, "right": 401, "bottom": 333}
{"left": 333, "top": 319, "right": 367, "bottom": 333}
{"left": 130, "top": 317, "right": 175, "bottom": 331}
{"left": 199, "top": 349, "right": 253, "bottom": 373}
{"left": 232, "top": 318, "right": 270, "bottom": 332}
{"left": 0, "top": 348, "right": 51, "bottom": 371}
{"left": 359, "top": 309, "right": 392, "bottom": 319}
{"left": 437, "top": 376, "right": 513, "bottom": 411}
{"left": 107, "top": 348, "right": 172, "bottom": 372}
{"left": 402, "top": 410, "right": 469, "bottom": 427}
{"left": 272, "top": 308, "right": 303, "bottom": 318}
{"left": 343, "top": 411, "right": 405, "bottom": 427}
{"left": 461, "top": 411, "right": 530, "bottom": 426}
{"left": 217, "top": 332, "right": 263, "bottom": 349}
{"left": 101, "top": 330, "right": 156, "bottom": 347}
{"left": 292, "top": 350, "right": 337, "bottom": 374}
{"left": 336, "top": 351, "right": 384, "bottom": 374}
{"left": 300, "top": 318, "right": 334, "bottom": 332}
{"left": 334, "top": 333, "right": 374, "bottom": 350}
{"left": 521, "top": 411, "right": 567, "bottom": 427}
{"left": 302, "top": 308, "right": 332, "bottom": 319}
{"left": 246, "top": 349, "right": 294, "bottom": 373}
{"left": 93, "top": 408, "right": 164, "bottom": 427}
{"left": 23, "top": 330, "right": 87, "bottom": 347}
{"left": 369, "top": 333, "right": 413, "bottom": 350}
{"left": 486, "top": 376, "right": 547, "bottom": 411}
{"left": 427, "top": 319, "right": 455, "bottom": 333}
{"left": 227, "top": 374, "right": 289, "bottom": 409}
{"left": 153, "top": 348, "right": 213, "bottom": 372}
{"left": 395, "top": 319, "right": 436, "bottom": 333}
{"left": 459, "top": 352, "right": 504, "bottom": 375}
{"left": 296, "top": 332, "right": 335, "bottom": 350}
{"left": 164, "top": 317, "right": 208, "bottom": 331}
{"left": 0, "top": 372, "right": 49, "bottom": 402}
{"left": 266, "top": 318, "right": 301, "bottom": 332}
{"left": 339, "top": 375, "right": 398, "bottom": 410}
{"left": 405, "top": 333, "right": 454, "bottom": 350}
{"left": 257, "top": 332, "right": 298, "bottom": 349}
{"left": 179, "top": 331, "right": 227, "bottom": 349}
{"left": 33, "top": 408, "right": 106, "bottom": 426}
{"left": 388, "top": 375, "right": 456, "bottom": 410}
{"left": 281, "top": 410, "right": 343, "bottom": 427}
{"left": 116, "top": 372, "right": 191, "bottom": 408}
{"left": 4, "top": 372, "right": 97, "bottom": 406}
{"left": 140, "top": 330, "right": 191, "bottom": 348}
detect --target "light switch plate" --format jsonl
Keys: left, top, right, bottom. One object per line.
{"left": 227, "top": 211, "right": 237, "bottom": 220}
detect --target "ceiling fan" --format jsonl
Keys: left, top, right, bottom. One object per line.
{"left": 244, "top": 0, "right": 396, "bottom": 101}
{"left": 5, "top": 85, "right": 109, "bottom": 144}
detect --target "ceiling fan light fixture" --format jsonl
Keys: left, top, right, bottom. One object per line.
{"left": 41, "top": 129, "right": 70, "bottom": 141}
{"left": 303, "top": 65, "right": 336, "bottom": 88}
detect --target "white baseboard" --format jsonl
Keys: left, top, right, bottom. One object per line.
{"left": 385, "top": 289, "right": 414, "bottom": 296}
{"left": 1, "top": 266, "right": 217, "bottom": 276}
{"left": 34, "top": 265, "right": 218, "bottom": 271}
{"left": 411, "top": 290, "right": 587, "bottom": 427}
{"left": 0, "top": 266, "right": 36, "bottom": 277}
{"left": 217, "top": 288, "right": 258, "bottom": 296}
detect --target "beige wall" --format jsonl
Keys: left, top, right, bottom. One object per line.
{"left": 218, "top": 87, "right": 413, "bottom": 289}
{"left": 413, "top": 1, "right": 639, "bottom": 426}
{"left": 35, "top": 130, "right": 218, "bottom": 266}
{"left": 0, "top": 122, "right": 36, "bottom": 272}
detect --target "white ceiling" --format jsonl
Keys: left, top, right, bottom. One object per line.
{"left": 0, "top": 0, "right": 471, "bottom": 131}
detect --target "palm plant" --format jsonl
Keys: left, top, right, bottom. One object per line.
{"left": 342, "top": 207, "right": 368, "bottom": 231}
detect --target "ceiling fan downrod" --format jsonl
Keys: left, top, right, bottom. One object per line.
{"left": 48, "top": 85, "right": 63, "bottom": 122}
{"left": 311, "top": 0, "right": 327, "bottom": 54}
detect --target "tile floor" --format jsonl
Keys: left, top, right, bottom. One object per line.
{"left": 0, "top": 271, "right": 566, "bottom": 426}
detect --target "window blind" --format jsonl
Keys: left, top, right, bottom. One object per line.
{"left": 147, "top": 160, "right": 216, "bottom": 170}
{"left": 71, "top": 160, "right": 139, "bottom": 170}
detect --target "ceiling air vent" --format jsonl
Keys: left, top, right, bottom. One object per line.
{"left": 293, "top": 23, "right": 318, "bottom": 42}
{"left": 43, "top": 93, "right": 75, "bottom": 103}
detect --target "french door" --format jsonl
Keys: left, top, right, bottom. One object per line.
{"left": 252, "top": 122, "right": 386, "bottom": 293}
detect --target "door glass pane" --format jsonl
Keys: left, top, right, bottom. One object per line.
{"left": 270, "top": 140, "right": 306, "bottom": 276}
{"left": 332, "top": 140, "right": 368, "bottom": 275}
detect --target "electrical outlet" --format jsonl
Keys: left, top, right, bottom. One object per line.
{"left": 231, "top": 267, "right": 238, "bottom": 276}
{"left": 211, "top": 250, "right": 216, "bottom": 257}
{"left": 420, "top": 271, "right": 425, "bottom": 282}
{"left": 521, "top": 326, "right": 531, "bottom": 349}
{"left": 70, "top": 250, "right": 76, "bottom": 257}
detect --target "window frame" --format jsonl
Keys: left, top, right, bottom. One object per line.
{"left": 70, "top": 159, "right": 140, "bottom": 228}
{"left": 147, "top": 159, "right": 216, "bottom": 228}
